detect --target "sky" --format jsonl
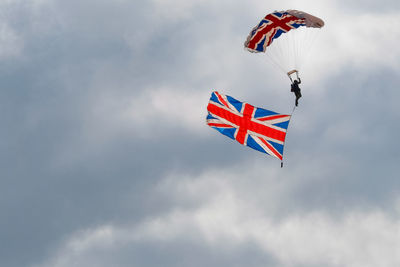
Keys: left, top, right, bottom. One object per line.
{"left": 1, "top": 0, "right": 400, "bottom": 266}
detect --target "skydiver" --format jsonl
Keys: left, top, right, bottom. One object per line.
{"left": 291, "top": 78, "right": 302, "bottom": 106}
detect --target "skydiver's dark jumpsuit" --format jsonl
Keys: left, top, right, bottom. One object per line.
{"left": 291, "top": 78, "right": 302, "bottom": 106}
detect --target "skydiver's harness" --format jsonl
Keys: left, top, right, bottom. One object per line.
{"left": 287, "top": 69, "right": 299, "bottom": 83}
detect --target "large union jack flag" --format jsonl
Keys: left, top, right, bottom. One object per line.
{"left": 206, "top": 91, "right": 291, "bottom": 161}
{"left": 245, "top": 11, "right": 306, "bottom": 53}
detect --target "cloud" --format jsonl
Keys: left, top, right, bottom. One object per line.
{"left": 35, "top": 167, "right": 400, "bottom": 267}
{"left": 315, "top": 11, "right": 400, "bottom": 73}
{"left": 125, "top": 86, "right": 211, "bottom": 137}
{"left": 0, "top": 22, "right": 23, "bottom": 58}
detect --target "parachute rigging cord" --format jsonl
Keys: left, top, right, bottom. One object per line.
{"left": 281, "top": 104, "right": 297, "bottom": 168}
{"left": 264, "top": 26, "right": 322, "bottom": 76}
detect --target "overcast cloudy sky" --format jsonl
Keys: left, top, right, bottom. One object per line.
{"left": 1, "top": 0, "right": 400, "bottom": 266}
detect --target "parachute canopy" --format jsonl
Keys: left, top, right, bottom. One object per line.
{"left": 244, "top": 10, "right": 325, "bottom": 77}
{"left": 244, "top": 10, "right": 324, "bottom": 53}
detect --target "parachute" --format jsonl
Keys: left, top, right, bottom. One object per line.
{"left": 244, "top": 10, "right": 324, "bottom": 80}
{"left": 205, "top": 10, "right": 325, "bottom": 165}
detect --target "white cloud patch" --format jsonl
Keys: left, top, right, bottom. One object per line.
{"left": 125, "top": 86, "right": 211, "bottom": 137}
{"left": 36, "top": 166, "right": 400, "bottom": 267}
{"left": 0, "top": 0, "right": 63, "bottom": 59}
{"left": 306, "top": 11, "right": 400, "bottom": 79}
{"left": 50, "top": 85, "right": 211, "bottom": 169}
{"left": 0, "top": 17, "right": 23, "bottom": 58}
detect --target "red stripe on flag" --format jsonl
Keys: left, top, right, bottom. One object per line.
{"left": 207, "top": 123, "right": 233, "bottom": 128}
{"left": 246, "top": 14, "right": 300, "bottom": 50}
{"left": 259, "top": 137, "right": 283, "bottom": 160}
{"left": 214, "top": 91, "right": 230, "bottom": 109}
{"left": 258, "top": 114, "right": 290, "bottom": 121}
{"left": 207, "top": 102, "right": 286, "bottom": 144}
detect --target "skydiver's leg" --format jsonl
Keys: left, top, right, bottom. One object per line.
{"left": 295, "top": 91, "right": 301, "bottom": 106}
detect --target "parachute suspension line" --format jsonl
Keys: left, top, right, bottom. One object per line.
{"left": 265, "top": 52, "right": 287, "bottom": 74}
{"left": 291, "top": 28, "right": 305, "bottom": 71}
{"left": 249, "top": 48, "right": 287, "bottom": 80}
{"left": 272, "top": 28, "right": 289, "bottom": 71}
{"left": 265, "top": 26, "right": 297, "bottom": 74}
{"left": 292, "top": 28, "right": 300, "bottom": 71}
{"left": 262, "top": 24, "right": 321, "bottom": 75}
{"left": 296, "top": 28, "right": 321, "bottom": 71}
{"left": 267, "top": 41, "right": 286, "bottom": 73}
{"left": 289, "top": 30, "right": 296, "bottom": 71}
{"left": 291, "top": 103, "right": 297, "bottom": 114}
{"left": 285, "top": 33, "right": 293, "bottom": 71}
{"left": 296, "top": 29, "right": 303, "bottom": 70}
{"left": 281, "top": 104, "right": 297, "bottom": 168}
{"left": 278, "top": 26, "right": 322, "bottom": 73}
{"left": 295, "top": 29, "right": 307, "bottom": 71}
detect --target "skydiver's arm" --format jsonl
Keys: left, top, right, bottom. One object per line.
{"left": 298, "top": 78, "right": 301, "bottom": 84}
